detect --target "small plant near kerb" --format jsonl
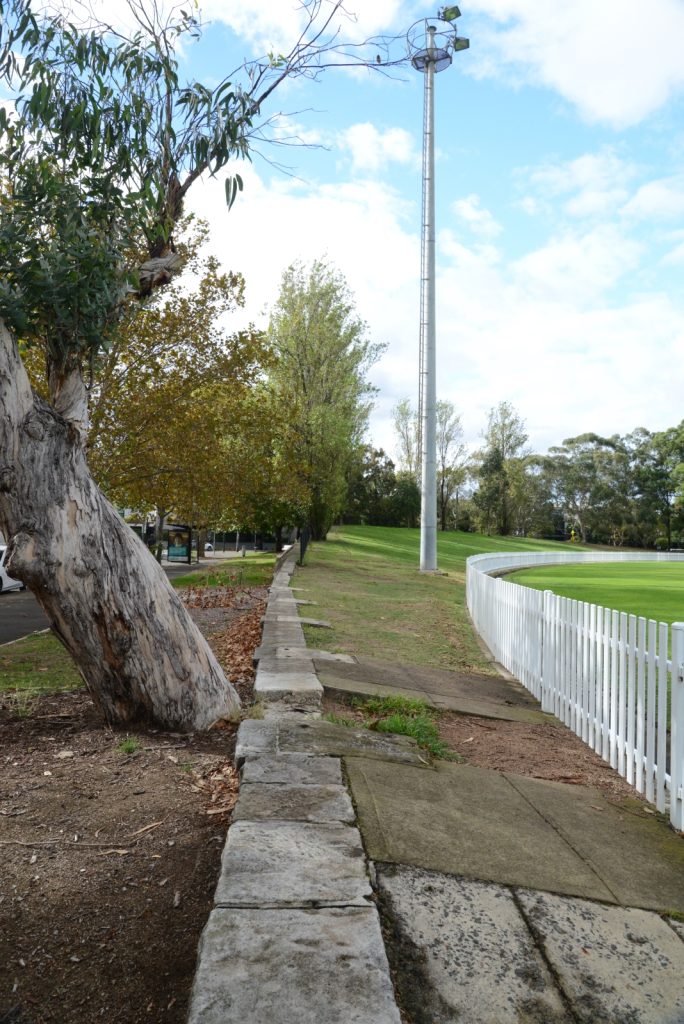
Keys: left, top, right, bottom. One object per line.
{"left": 324, "top": 693, "right": 460, "bottom": 761}
{"left": 116, "top": 737, "right": 141, "bottom": 755}
{"left": 324, "top": 711, "right": 358, "bottom": 728}
{"left": 5, "top": 688, "right": 37, "bottom": 717}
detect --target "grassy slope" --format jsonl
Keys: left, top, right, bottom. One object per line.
{"left": 507, "top": 562, "right": 684, "bottom": 625}
{"left": 296, "top": 526, "right": 569, "bottom": 673}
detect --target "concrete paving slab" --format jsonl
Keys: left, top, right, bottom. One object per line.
{"left": 377, "top": 865, "right": 571, "bottom": 1023}
{"left": 316, "top": 655, "right": 549, "bottom": 723}
{"left": 262, "top": 703, "right": 321, "bottom": 721}
{"left": 265, "top": 615, "right": 332, "bottom": 628}
{"left": 275, "top": 718, "right": 431, "bottom": 766}
{"left": 233, "top": 781, "right": 355, "bottom": 823}
{"left": 346, "top": 758, "right": 615, "bottom": 901}
{"left": 281, "top": 647, "right": 356, "bottom": 663}
{"left": 255, "top": 653, "right": 315, "bottom": 673}
{"left": 187, "top": 906, "right": 402, "bottom": 1024}
{"left": 254, "top": 667, "right": 323, "bottom": 705}
{"left": 240, "top": 753, "right": 343, "bottom": 786}
{"left": 506, "top": 774, "right": 684, "bottom": 913}
{"left": 258, "top": 630, "right": 305, "bottom": 650}
{"left": 320, "top": 673, "right": 549, "bottom": 723}
{"left": 261, "top": 621, "right": 304, "bottom": 638}
{"left": 234, "top": 720, "right": 278, "bottom": 764}
{"left": 214, "top": 821, "right": 370, "bottom": 908}
{"left": 518, "top": 889, "right": 684, "bottom": 1024}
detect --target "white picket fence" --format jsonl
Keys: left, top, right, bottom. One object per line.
{"left": 466, "top": 550, "right": 684, "bottom": 830}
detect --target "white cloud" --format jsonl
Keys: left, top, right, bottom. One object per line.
{"left": 662, "top": 232, "right": 684, "bottom": 266}
{"left": 466, "top": 0, "right": 684, "bottom": 127}
{"left": 433, "top": 246, "right": 684, "bottom": 452}
{"left": 339, "top": 122, "right": 418, "bottom": 173}
{"left": 187, "top": 161, "right": 418, "bottom": 333}
{"left": 200, "top": 0, "right": 308, "bottom": 53}
{"left": 201, "top": 0, "right": 410, "bottom": 56}
{"left": 522, "top": 150, "right": 635, "bottom": 219}
{"left": 512, "top": 226, "right": 642, "bottom": 305}
{"left": 451, "top": 194, "right": 502, "bottom": 238}
{"left": 621, "top": 177, "right": 684, "bottom": 221}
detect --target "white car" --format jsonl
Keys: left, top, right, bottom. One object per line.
{"left": 0, "top": 545, "right": 25, "bottom": 593}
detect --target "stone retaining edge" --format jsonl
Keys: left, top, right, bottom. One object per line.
{"left": 186, "top": 547, "right": 403, "bottom": 1023}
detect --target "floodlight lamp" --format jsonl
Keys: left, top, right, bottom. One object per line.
{"left": 452, "top": 36, "right": 470, "bottom": 52}
{"left": 439, "top": 5, "right": 461, "bottom": 21}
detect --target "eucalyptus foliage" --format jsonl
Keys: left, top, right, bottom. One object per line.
{"left": 0, "top": 0, "right": 255, "bottom": 377}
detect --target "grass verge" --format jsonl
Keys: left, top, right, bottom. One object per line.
{"left": 0, "top": 631, "right": 83, "bottom": 695}
{"left": 170, "top": 552, "right": 276, "bottom": 589}
{"left": 296, "top": 525, "right": 569, "bottom": 674}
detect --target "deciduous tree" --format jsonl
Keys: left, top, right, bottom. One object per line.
{"left": 473, "top": 401, "right": 528, "bottom": 535}
{"left": 267, "top": 259, "right": 383, "bottom": 540}
{"left": 436, "top": 400, "right": 468, "bottom": 531}
{"left": 392, "top": 397, "right": 419, "bottom": 483}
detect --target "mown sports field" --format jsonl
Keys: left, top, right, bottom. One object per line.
{"left": 506, "top": 561, "right": 684, "bottom": 626}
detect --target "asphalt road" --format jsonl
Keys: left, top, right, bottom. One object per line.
{"left": 0, "top": 560, "right": 211, "bottom": 646}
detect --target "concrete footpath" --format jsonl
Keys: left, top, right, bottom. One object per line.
{"left": 187, "top": 548, "right": 684, "bottom": 1024}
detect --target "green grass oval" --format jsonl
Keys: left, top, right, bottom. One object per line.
{"left": 506, "top": 562, "right": 684, "bottom": 625}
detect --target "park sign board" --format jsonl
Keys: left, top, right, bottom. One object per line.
{"left": 167, "top": 526, "right": 192, "bottom": 564}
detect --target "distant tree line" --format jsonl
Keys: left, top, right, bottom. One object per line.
{"left": 360, "top": 397, "right": 684, "bottom": 550}
{"left": 468, "top": 402, "right": 684, "bottom": 549}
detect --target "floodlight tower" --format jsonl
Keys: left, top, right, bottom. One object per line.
{"left": 408, "top": 7, "right": 468, "bottom": 572}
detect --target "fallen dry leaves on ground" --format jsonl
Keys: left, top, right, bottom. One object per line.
{"left": 181, "top": 586, "right": 256, "bottom": 610}
{"left": 208, "top": 599, "right": 266, "bottom": 697}
{"left": 0, "top": 585, "right": 265, "bottom": 1024}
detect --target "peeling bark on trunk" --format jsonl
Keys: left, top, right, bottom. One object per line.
{"left": 0, "top": 321, "right": 241, "bottom": 731}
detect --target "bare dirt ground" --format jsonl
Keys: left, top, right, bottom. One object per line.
{"left": 322, "top": 693, "right": 639, "bottom": 801}
{"left": 0, "top": 588, "right": 265, "bottom": 1024}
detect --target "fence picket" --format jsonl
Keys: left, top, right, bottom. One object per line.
{"left": 656, "top": 622, "right": 668, "bottom": 813}
{"left": 626, "top": 615, "right": 637, "bottom": 786}
{"left": 635, "top": 617, "right": 646, "bottom": 793}
{"left": 617, "top": 613, "right": 628, "bottom": 778}
{"left": 609, "top": 609, "right": 619, "bottom": 769}
{"left": 587, "top": 603, "right": 596, "bottom": 747}
{"left": 600, "top": 606, "right": 610, "bottom": 760}
{"left": 645, "top": 620, "right": 656, "bottom": 805}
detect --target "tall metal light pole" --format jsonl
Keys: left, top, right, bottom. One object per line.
{"left": 408, "top": 8, "right": 468, "bottom": 572}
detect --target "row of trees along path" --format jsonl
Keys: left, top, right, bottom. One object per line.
{"left": 0, "top": 0, "right": 393, "bottom": 731}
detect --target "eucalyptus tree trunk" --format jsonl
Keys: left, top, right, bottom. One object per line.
{"left": 0, "top": 321, "right": 241, "bottom": 731}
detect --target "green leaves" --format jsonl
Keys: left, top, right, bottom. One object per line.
{"left": 267, "top": 259, "right": 385, "bottom": 538}
{"left": 225, "top": 174, "right": 243, "bottom": 211}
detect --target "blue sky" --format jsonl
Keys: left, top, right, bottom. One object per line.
{"left": 52, "top": 2, "right": 684, "bottom": 457}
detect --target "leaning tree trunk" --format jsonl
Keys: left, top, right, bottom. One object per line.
{"left": 0, "top": 321, "right": 240, "bottom": 731}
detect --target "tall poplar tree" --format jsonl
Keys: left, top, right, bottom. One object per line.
{"left": 268, "top": 259, "right": 383, "bottom": 540}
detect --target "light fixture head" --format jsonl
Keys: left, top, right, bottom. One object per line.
{"left": 407, "top": 13, "right": 469, "bottom": 72}
{"left": 439, "top": 5, "right": 462, "bottom": 21}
